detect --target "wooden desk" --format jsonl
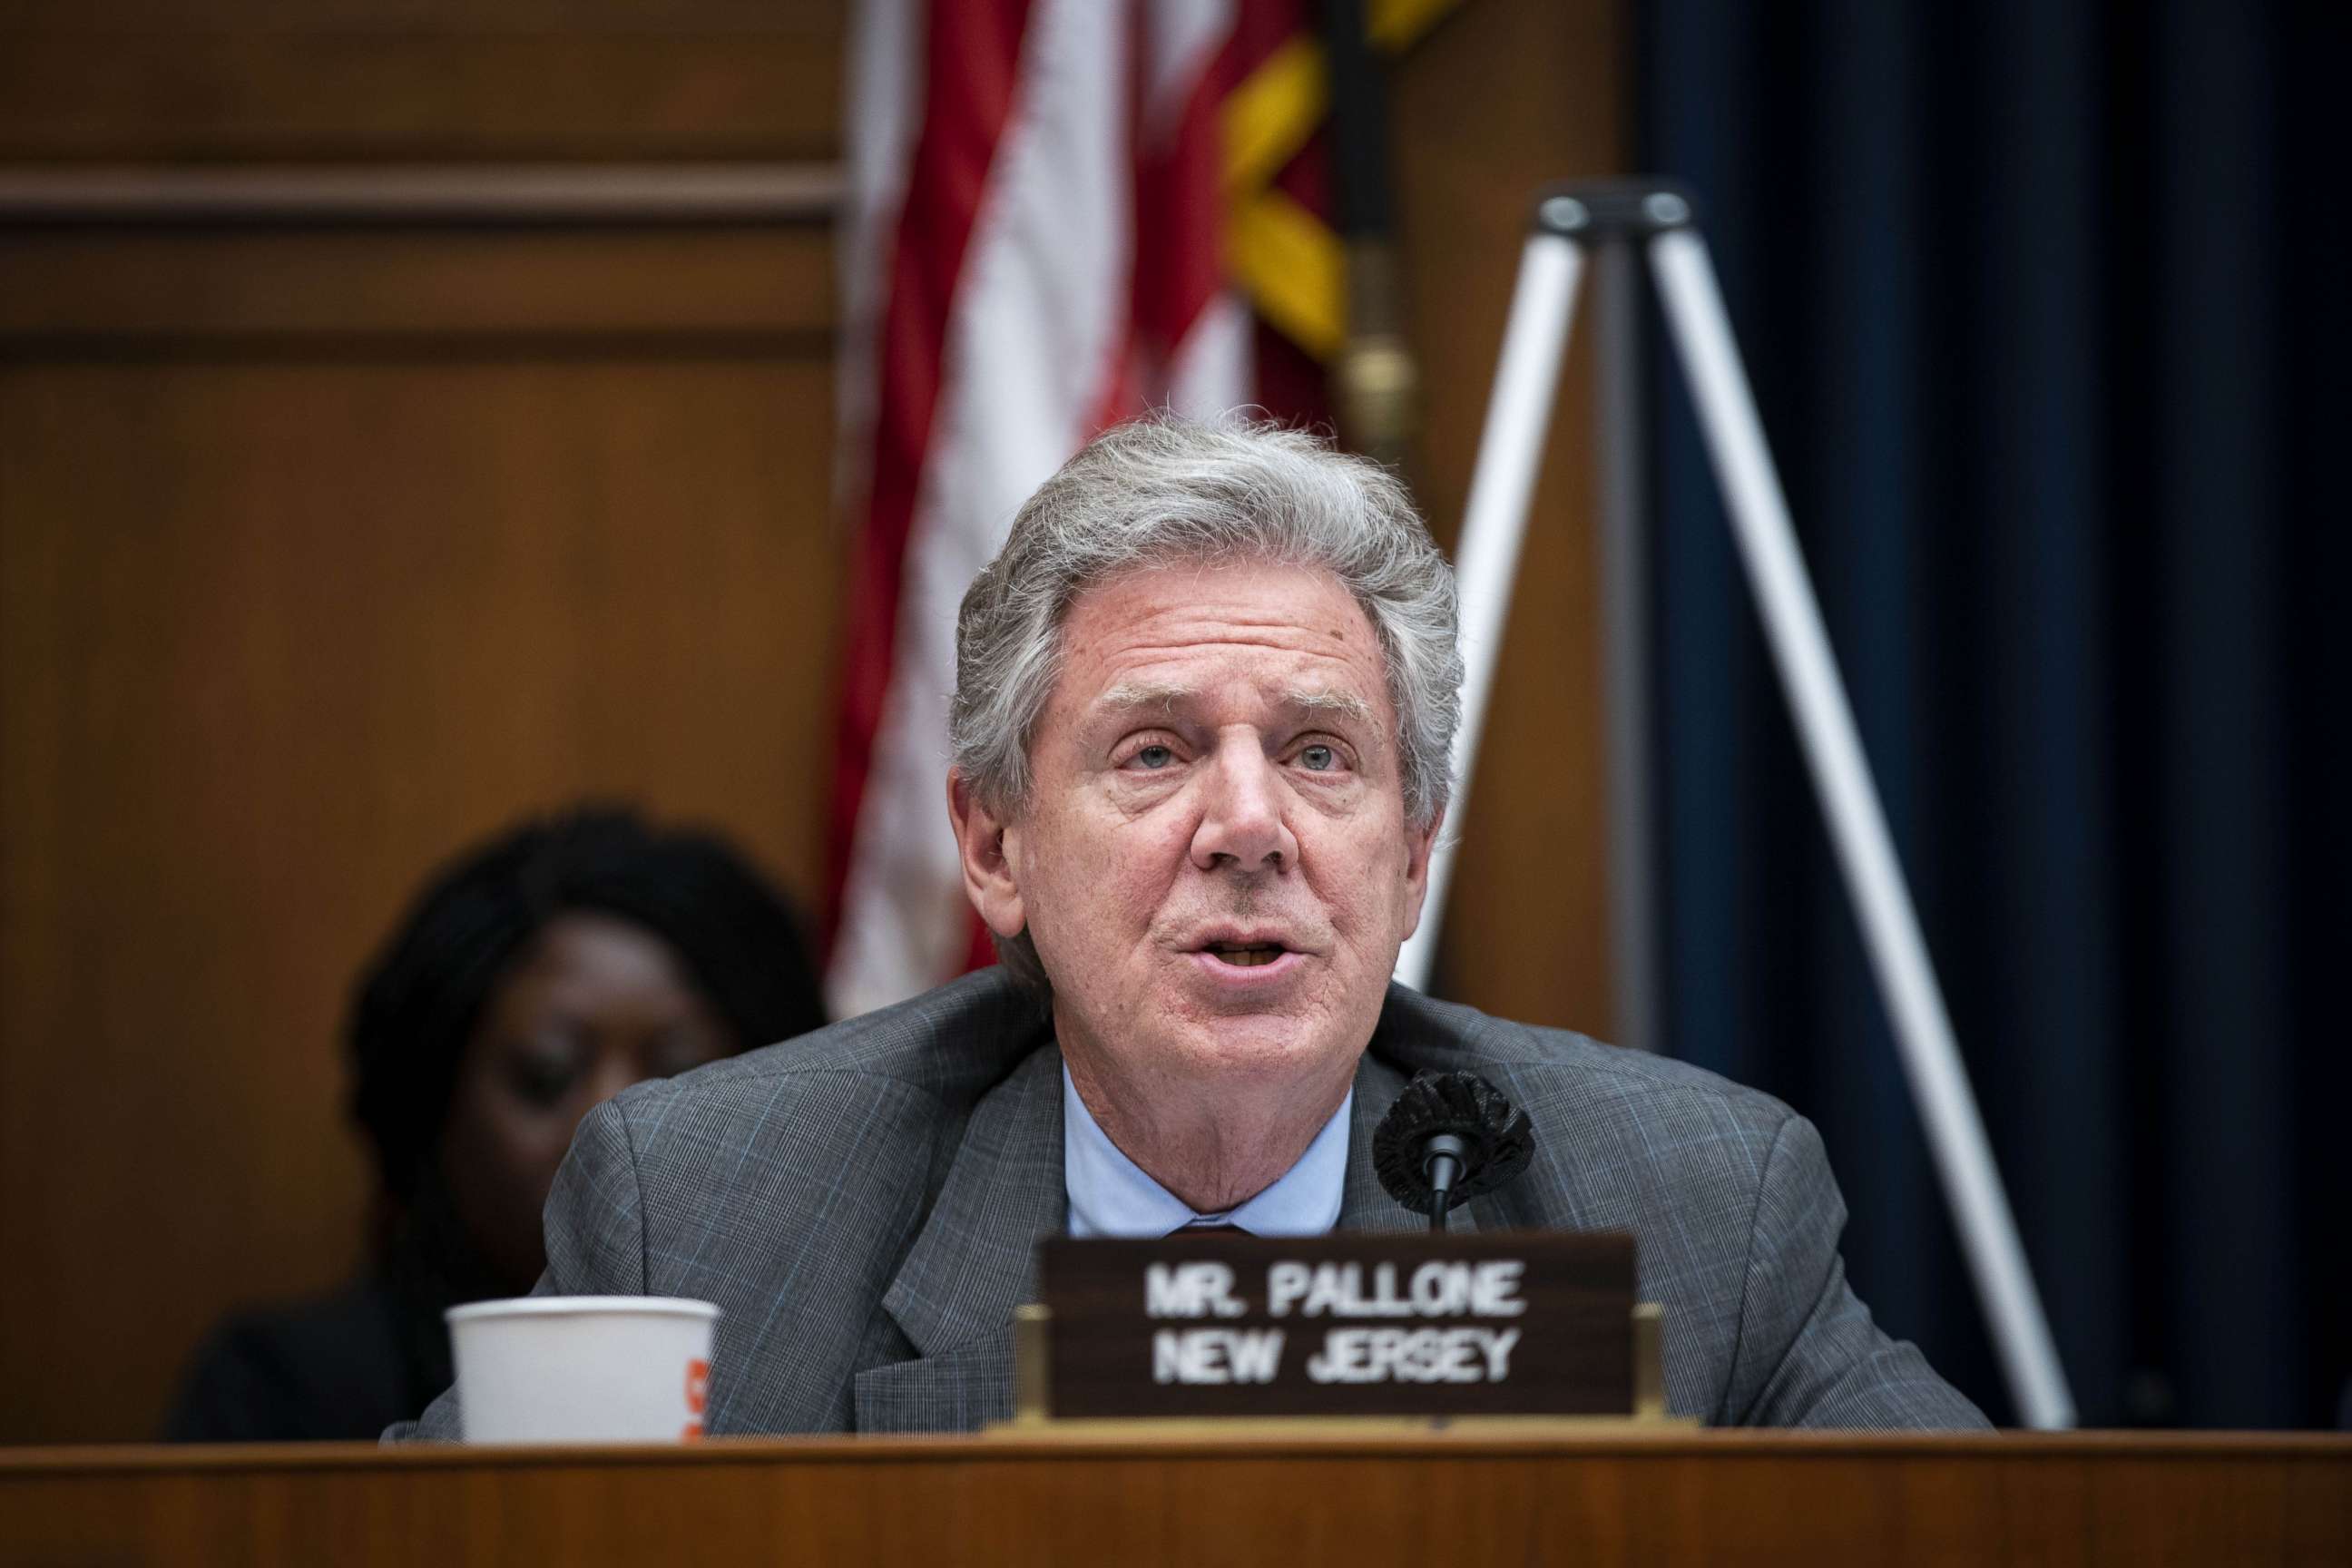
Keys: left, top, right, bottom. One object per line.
{"left": 3, "top": 1430, "right": 2346, "bottom": 1565}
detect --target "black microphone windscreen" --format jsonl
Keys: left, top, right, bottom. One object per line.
{"left": 1370, "top": 1070, "right": 1536, "bottom": 1215}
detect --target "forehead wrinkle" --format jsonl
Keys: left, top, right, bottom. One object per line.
{"left": 1060, "top": 566, "right": 1394, "bottom": 738}
{"left": 1090, "top": 626, "right": 1357, "bottom": 661}
{"left": 1091, "top": 679, "right": 1375, "bottom": 722}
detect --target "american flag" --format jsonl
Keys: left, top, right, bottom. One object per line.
{"left": 825, "top": 0, "right": 1453, "bottom": 1018}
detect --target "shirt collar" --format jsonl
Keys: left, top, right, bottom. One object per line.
{"left": 1062, "top": 1063, "right": 1352, "bottom": 1238}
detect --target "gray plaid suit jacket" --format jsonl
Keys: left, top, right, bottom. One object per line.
{"left": 401, "top": 968, "right": 1986, "bottom": 1437}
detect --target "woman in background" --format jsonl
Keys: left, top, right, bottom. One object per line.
{"left": 166, "top": 807, "right": 827, "bottom": 1441}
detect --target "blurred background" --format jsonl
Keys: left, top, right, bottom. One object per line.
{"left": 0, "top": 0, "right": 2341, "bottom": 1443}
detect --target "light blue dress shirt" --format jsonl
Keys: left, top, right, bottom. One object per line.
{"left": 1062, "top": 1063, "right": 1352, "bottom": 1238}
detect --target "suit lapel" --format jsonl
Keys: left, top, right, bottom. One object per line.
{"left": 854, "top": 1043, "right": 1066, "bottom": 1432}
{"left": 1340, "top": 1050, "right": 1416, "bottom": 1232}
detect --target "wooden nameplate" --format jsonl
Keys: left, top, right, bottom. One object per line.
{"left": 1004, "top": 1230, "right": 1674, "bottom": 1429}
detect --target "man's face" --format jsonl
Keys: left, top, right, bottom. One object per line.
{"left": 978, "top": 559, "right": 1437, "bottom": 1122}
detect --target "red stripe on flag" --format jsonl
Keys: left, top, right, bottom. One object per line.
{"left": 1230, "top": 0, "right": 1308, "bottom": 84}
{"left": 1132, "top": 30, "right": 1230, "bottom": 377}
{"left": 828, "top": 0, "right": 1036, "bottom": 949}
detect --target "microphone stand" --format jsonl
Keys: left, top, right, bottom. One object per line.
{"left": 1392, "top": 181, "right": 2075, "bottom": 1431}
{"left": 1420, "top": 1134, "right": 1466, "bottom": 1232}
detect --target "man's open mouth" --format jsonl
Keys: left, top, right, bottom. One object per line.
{"left": 1206, "top": 943, "right": 1288, "bottom": 968}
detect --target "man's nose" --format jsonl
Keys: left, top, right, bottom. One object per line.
{"left": 1190, "top": 744, "right": 1299, "bottom": 872}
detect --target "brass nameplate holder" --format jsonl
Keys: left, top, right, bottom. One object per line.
{"left": 1004, "top": 1230, "right": 1674, "bottom": 1430}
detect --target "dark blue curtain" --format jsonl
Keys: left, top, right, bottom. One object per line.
{"left": 1638, "top": 0, "right": 2348, "bottom": 1427}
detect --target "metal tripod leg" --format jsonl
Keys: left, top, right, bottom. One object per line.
{"left": 1397, "top": 182, "right": 2076, "bottom": 1428}
{"left": 1394, "top": 226, "right": 1583, "bottom": 992}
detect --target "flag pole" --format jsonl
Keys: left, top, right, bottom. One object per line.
{"left": 1324, "top": 0, "right": 1419, "bottom": 478}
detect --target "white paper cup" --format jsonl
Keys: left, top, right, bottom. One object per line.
{"left": 446, "top": 1296, "right": 720, "bottom": 1444}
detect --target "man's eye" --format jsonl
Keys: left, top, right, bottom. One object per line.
{"left": 1133, "top": 744, "right": 1175, "bottom": 769}
{"left": 1299, "top": 744, "right": 1338, "bottom": 771}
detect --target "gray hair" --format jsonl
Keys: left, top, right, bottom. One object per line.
{"left": 951, "top": 416, "right": 1462, "bottom": 985}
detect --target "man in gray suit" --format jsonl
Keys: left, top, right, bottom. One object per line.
{"left": 407, "top": 417, "right": 1984, "bottom": 1437}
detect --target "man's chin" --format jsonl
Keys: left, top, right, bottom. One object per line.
{"left": 1154, "top": 1011, "right": 1348, "bottom": 1086}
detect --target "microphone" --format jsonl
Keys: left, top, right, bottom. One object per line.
{"left": 1371, "top": 1070, "right": 1536, "bottom": 1232}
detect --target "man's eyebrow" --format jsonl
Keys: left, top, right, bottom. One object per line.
{"left": 1088, "top": 681, "right": 1377, "bottom": 737}
{"left": 1094, "top": 681, "right": 1194, "bottom": 716}
{"left": 1281, "top": 687, "right": 1375, "bottom": 724}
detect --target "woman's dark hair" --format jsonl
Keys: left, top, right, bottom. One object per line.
{"left": 347, "top": 806, "right": 826, "bottom": 1203}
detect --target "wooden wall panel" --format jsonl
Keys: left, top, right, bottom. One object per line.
{"left": 0, "top": 0, "right": 854, "bottom": 1445}
{"left": 0, "top": 2, "right": 845, "bottom": 162}
{"left": 0, "top": 228, "right": 834, "bottom": 341}
{"left": 1393, "top": 0, "right": 1624, "bottom": 1035}
{"left": 0, "top": 274, "right": 838, "bottom": 1446}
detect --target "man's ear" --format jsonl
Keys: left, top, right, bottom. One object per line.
{"left": 1398, "top": 806, "right": 1446, "bottom": 940}
{"left": 947, "top": 769, "right": 1027, "bottom": 940}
